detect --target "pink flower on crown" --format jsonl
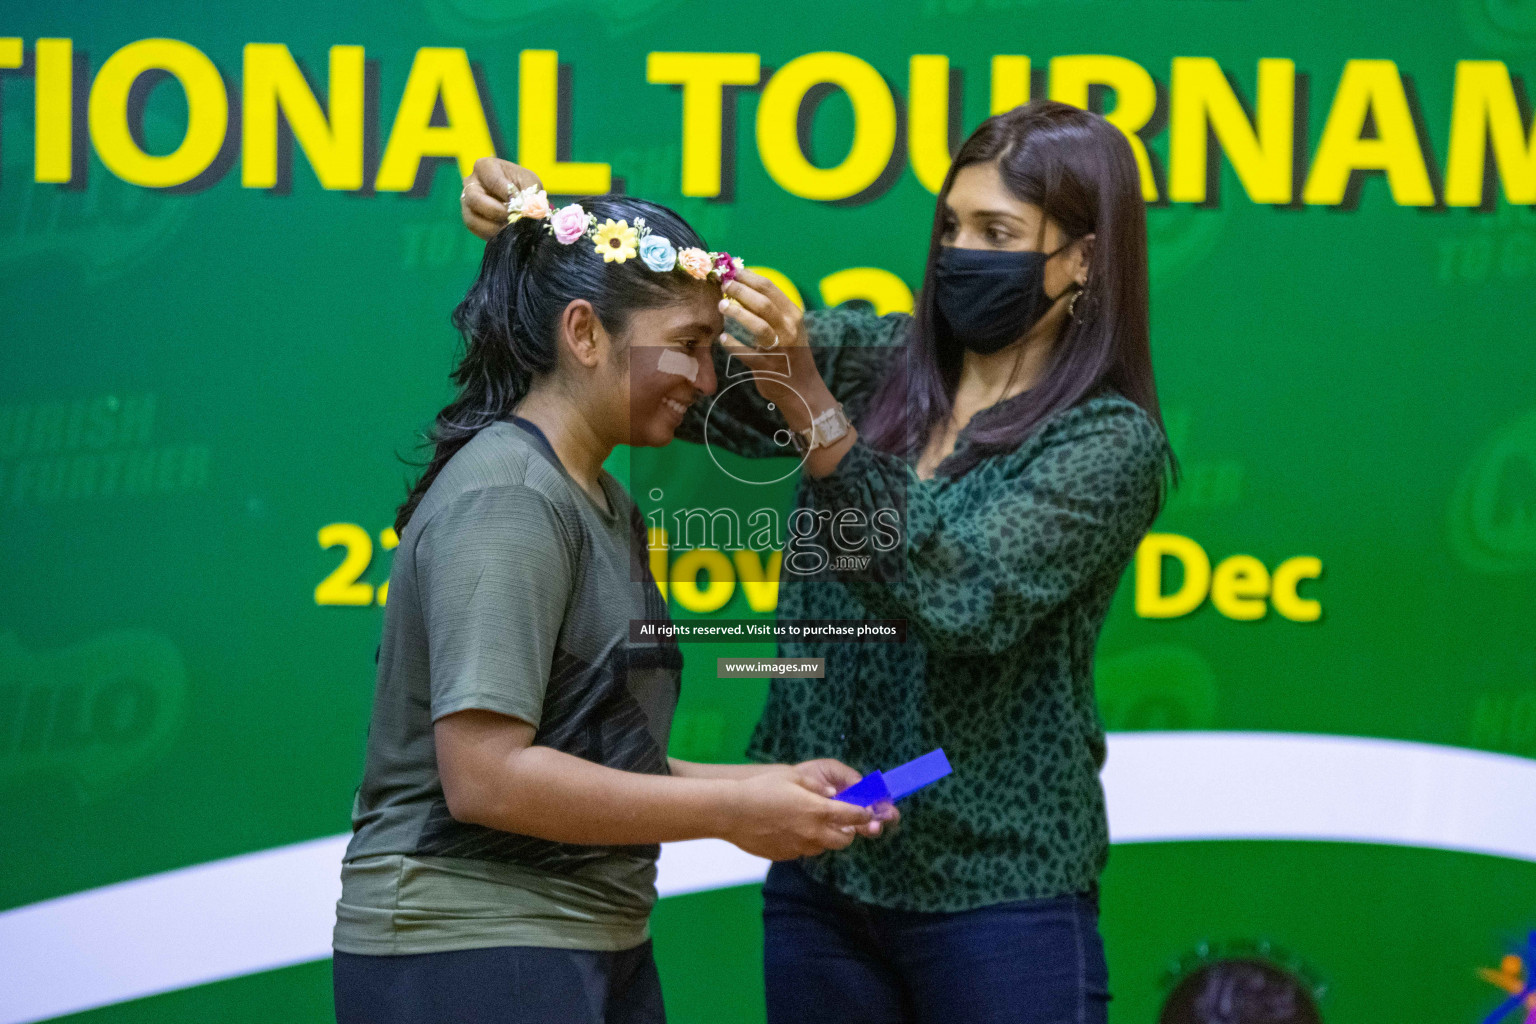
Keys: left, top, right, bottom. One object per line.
{"left": 678, "top": 247, "right": 712, "bottom": 280}
{"left": 712, "top": 252, "right": 742, "bottom": 284}
{"left": 551, "top": 203, "right": 590, "bottom": 244}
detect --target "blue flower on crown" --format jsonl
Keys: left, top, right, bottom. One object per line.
{"left": 639, "top": 234, "right": 678, "bottom": 273}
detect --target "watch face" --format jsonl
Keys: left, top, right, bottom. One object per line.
{"left": 819, "top": 408, "right": 851, "bottom": 443}
{"left": 793, "top": 405, "right": 848, "bottom": 454}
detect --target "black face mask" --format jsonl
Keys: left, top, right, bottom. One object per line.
{"left": 932, "top": 244, "right": 1078, "bottom": 355}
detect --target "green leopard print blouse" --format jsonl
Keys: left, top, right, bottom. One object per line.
{"left": 677, "top": 306, "right": 1169, "bottom": 912}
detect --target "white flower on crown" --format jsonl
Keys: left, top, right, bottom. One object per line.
{"left": 506, "top": 185, "right": 551, "bottom": 224}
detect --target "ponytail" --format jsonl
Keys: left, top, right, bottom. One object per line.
{"left": 394, "top": 220, "right": 546, "bottom": 533}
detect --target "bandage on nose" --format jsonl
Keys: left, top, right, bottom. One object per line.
{"left": 657, "top": 349, "right": 699, "bottom": 383}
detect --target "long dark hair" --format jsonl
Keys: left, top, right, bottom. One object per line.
{"left": 860, "top": 100, "right": 1172, "bottom": 481}
{"left": 395, "top": 195, "right": 709, "bottom": 533}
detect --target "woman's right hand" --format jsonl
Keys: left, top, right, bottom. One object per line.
{"left": 725, "top": 770, "right": 875, "bottom": 861}
{"left": 461, "top": 157, "right": 544, "bottom": 240}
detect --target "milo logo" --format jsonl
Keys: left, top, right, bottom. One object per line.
{"left": 0, "top": 630, "right": 186, "bottom": 801}
{"left": 1450, "top": 408, "right": 1536, "bottom": 573}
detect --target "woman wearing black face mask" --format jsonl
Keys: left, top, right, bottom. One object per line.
{"left": 461, "top": 100, "right": 1175, "bottom": 1024}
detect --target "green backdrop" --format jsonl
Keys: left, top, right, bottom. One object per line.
{"left": 3, "top": 1, "right": 1535, "bottom": 1020}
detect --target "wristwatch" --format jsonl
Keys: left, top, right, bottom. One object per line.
{"left": 790, "top": 403, "right": 852, "bottom": 454}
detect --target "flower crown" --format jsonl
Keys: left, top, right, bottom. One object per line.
{"left": 507, "top": 186, "right": 743, "bottom": 283}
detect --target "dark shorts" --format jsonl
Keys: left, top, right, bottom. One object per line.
{"left": 762, "top": 860, "right": 1109, "bottom": 1024}
{"left": 333, "top": 941, "right": 665, "bottom": 1024}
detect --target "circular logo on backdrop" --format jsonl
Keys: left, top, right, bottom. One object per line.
{"left": 1449, "top": 408, "right": 1536, "bottom": 573}
{"left": 1148, "top": 204, "right": 1229, "bottom": 294}
{"left": 1096, "top": 644, "right": 1220, "bottom": 731}
{"left": 421, "top": 0, "right": 678, "bottom": 36}
{"left": 0, "top": 112, "right": 194, "bottom": 286}
{"left": 1460, "top": 0, "right": 1536, "bottom": 52}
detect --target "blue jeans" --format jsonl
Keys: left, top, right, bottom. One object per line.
{"left": 763, "top": 861, "right": 1109, "bottom": 1024}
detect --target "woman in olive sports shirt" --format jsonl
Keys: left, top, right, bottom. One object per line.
{"left": 460, "top": 100, "right": 1174, "bottom": 1024}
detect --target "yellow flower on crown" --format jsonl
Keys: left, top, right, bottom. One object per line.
{"left": 592, "top": 219, "right": 639, "bottom": 263}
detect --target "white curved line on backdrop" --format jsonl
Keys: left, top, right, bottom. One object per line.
{"left": 3, "top": 732, "right": 1535, "bottom": 1024}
